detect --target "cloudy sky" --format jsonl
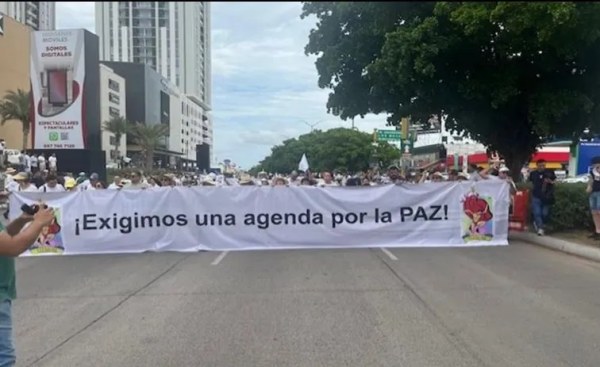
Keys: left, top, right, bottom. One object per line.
{"left": 56, "top": 2, "right": 389, "bottom": 169}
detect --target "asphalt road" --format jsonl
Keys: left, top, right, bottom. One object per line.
{"left": 12, "top": 241, "right": 600, "bottom": 367}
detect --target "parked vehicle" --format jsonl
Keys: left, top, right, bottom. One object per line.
{"left": 563, "top": 174, "right": 589, "bottom": 184}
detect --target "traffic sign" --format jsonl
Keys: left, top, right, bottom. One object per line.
{"left": 377, "top": 130, "right": 402, "bottom": 141}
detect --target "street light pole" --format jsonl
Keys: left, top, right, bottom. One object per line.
{"left": 302, "top": 120, "right": 324, "bottom": 132}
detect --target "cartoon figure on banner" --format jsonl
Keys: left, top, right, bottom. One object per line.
{"left": 29, "top": 207, "right": 65, "bottom": 254}
{"left": 462, "top": 189, "right": 494, "bottom": 242}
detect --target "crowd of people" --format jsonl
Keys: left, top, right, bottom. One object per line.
{"left": 3, "top": 160, "right": 516, "bottom": 198}
{"left": 0, "top": 151, "right": 528, "bottom": 194}
{"left": 0, "top": 161, "right": 520, "bottom": 194}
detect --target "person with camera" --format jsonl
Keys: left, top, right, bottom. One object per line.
{"left": 0, "top": 201, "right": 55, "bottom": 367}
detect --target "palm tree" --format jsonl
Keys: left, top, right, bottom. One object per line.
{"left": 102, "top": 116, "right": 129, "bottom": 162}
{"left": 0, "top": 89, "right": 31, "bottom": 150}
{"left": 129, "top": 122, "right": 169, "bottom": 169}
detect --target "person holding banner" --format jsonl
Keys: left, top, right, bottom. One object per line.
{"left": 0, "top": 201, "right": 56, "bottom": 367}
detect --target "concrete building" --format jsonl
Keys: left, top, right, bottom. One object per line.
{"left": 99, "top": 64, "right": 127, "bottom": 165}
{"left": 101, "top": 61, "right": 195, "bottom": 168}
{"left": 95, "top": 1, "right": 212, "bottom": 164}
{"left": 95, "top": 2, "right": 211, "bottom": 104}
{"left": 0, "top": 15, "right": 32, "bottom": 150}
{"left": 0, "top": 2, "right": 55, "bottom": 30}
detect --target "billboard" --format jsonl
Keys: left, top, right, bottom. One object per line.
{"left": 577, "top": 142, "right": 600, "bottom": 175}
{"left": 30, "top": 30, "right": 86, "bottom": 149}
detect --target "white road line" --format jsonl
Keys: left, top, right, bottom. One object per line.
{"left": 211, "top": 251, "right": 229, "bottom": 266}
{"left": 381, "top": 248, "right": 398, "bottom": 261}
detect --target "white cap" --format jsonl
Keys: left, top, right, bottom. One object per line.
{"left": 499, "top": 166, "right": 510, "bottom": 173}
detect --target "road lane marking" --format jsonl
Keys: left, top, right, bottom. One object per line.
{"left": 381, "top": 248, "right": 398, "bottom": 261}
{"left": 211, "top": 251, "right": 229, "bottom": 265}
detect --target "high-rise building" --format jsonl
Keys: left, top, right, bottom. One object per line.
{"left": 95, "top": 1, "right": 212, "bottom": 165}
{"left": 0, "top": 2, "right": 55, "bottom": 30}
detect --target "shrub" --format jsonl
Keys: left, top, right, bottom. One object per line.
{"left": 516, "top": 182, "right": 593, "bottom": 231}
{"left": 549, "top": 183, "right": 593, "bottom": 231}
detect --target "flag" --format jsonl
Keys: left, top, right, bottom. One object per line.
{"left": 298, "top": 154, "right": 310, "bottom": 172}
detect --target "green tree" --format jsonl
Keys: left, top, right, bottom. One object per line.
{"left": 129, "top": 122, "right": 169, "bottom": 170}
{"left": 102, "top": 116, "right": 129, "bottom": 162}
{"left": 0, "top": 89, "right": 32, "bottom": 150}
{"left": 254, "top": 128, "right": 399, "bottom": 174}
{"left": 302, "top": 2, "right": 600, "bottom": 175}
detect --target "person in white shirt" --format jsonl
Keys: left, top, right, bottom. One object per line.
{"left": 38, "top": 174, "right": 65, "bottom": 192}
{"left": 48, "top": 153, "right": 57, "bottom": 172}
{"left": 107, "top": 176, "right": 123, "bottom": 190}
{"left": 123, "top": 171, "right": 150, "bottom": 190}
{"left": 498, "top": 166, "right": 517, "bottom": 193}
{"left": 468, "top": 164, "right": 490, "bottom": 181}
{"left": 30, "top": 154, "right": 38, "bottom": 173}
{"left": 38, "top": 154, "right": 46, "bottom": 172}
{"left": 17, "top": 151, "right": 25, "bottom": 172}
{"left": 4, "top": 168, "right": 18, "bottom": 193}
{"left": 319, "top": 171, "right": 339, "bottom": 187}
{"left": 78, "top": 173, "right": 100, "bottom": 191}
{"left": 13, "top": 172, "right": 38, "bottom": 192}
{"left": 288, "top": 171, "right": 300, "bottom": 186}
{"left": 25, "top": 152, "right": 32, "bottom": 173}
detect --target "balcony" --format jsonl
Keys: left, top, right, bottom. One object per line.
{"left": 133, "top": 2, "right": 153, "bottom": 9}
{"left": 132, "top": 21, "right": 153, "bottom": 28}
{"left": 132, "top": 41, "right": 156, "bottom": 48}
{"left": 132, "top": 31, "right": 156, "bottom": 38}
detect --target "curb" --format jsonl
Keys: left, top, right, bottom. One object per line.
{"left": 509, "top": 232, "right": 600, "bottom": 262}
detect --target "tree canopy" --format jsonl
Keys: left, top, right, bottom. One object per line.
{"left": 102, "top": 116, "right": 130, "bottom": 162}
{"left": 252, "top": 128, "right": 399, "bottom": 174}
{"left": 301, "top": 2, "right": 600, "bottom": 172}
{"left": 129, "top": 122, "right": 169, "bottom": 169}
{"left": 0, "top": 89, "right": 32, "bottom": 150}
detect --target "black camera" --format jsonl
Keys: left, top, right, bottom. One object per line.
{"left": 20, "top": 203, "right": 48, "bottom": 216}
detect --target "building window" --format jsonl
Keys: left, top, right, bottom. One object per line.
{"left": 110, "top": 150, "right": 119, "bottom": 159}
{"left": 109, "top": 106, "right": 120, "bottom": 117}
{"left": 108, "top": 92, "right": 120, "bottom": 104}
{"left": 108, "top": 79, "right": 120, "bottom": 92}
{"left": 109, "top": 136, "right": 117, "bottom": 146}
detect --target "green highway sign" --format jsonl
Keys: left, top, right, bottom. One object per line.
{"left": 377, "top": 129, "right": 402, "bottom": 141}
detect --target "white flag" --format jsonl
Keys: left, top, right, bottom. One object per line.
{"left": 298, "top": 153, "right": 310, "bottom": 171}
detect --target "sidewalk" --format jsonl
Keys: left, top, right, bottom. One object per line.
{"left": 510, "top": 231, "right": 600, "bottom": 262}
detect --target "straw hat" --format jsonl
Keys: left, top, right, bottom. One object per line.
{"left": 239, "top": 174, "right": 254, "bottom": 185}
{"left": 4, "top": 167, "right": 16, "bottom": 175}
{"left": 13, "top": 172, "right": 29, "bottom": 181}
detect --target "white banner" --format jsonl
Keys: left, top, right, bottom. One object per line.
{"left": 9, "top": 182, "right": 510, "bottom": 256}
{"left": 30, "top": 29, "right": 86, "bottom": 149}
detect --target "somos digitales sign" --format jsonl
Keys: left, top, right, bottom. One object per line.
{"left": 30, "top": 29, "right": 87, "bottom": 149}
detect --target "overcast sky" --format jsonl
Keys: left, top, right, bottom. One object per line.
{"left": 56, "top": 2, "right": 388, "bottom": 169}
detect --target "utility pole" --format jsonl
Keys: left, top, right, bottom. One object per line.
{"left": 302, "top": 120, "right": 324, "bottom": 132}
